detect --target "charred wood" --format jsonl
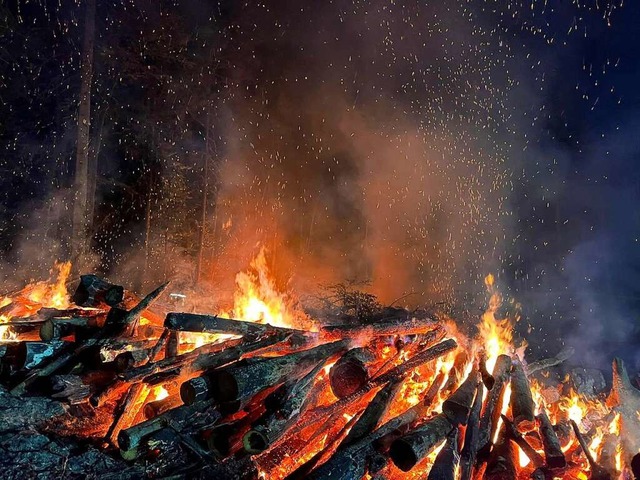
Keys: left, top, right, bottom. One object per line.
{"left": 477, "top": 354, "right": 512, "bottom": 460}
{"left": 460, "top": 382, "right": 484, "bottom": 480}
{"left": 427, "top": 427, "right": 460, "bottom": 480}
{"left": 443, "top": 369, "right": 480, "bottom": 426}
{"left": 537, "top": 409, "right": 566, "bottom": 469}
{"left": 510, "top": 358, "right": 536, "bottom": 432}
{"left": 389, "top": 413, "right": 453, "bottom": 471}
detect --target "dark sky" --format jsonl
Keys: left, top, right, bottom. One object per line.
{"left": 0, "top": 0, "right": 638, "bottom": 370}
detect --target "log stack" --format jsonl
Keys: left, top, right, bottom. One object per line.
{"left": 0, "top": 273, "right": 637, "bottom": 480}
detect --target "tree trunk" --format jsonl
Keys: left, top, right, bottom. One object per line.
{"left": 71, "top": 0, "right": 96, "bottom": 266}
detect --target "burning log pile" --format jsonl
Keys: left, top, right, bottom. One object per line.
{"left": 1, "top": 266, "right": 640, "bottom": 479}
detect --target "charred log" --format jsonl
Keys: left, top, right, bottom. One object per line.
{"left": 72, "top": 274, "right": 125, "bottom": 307}
{"left": 442, "top": 369, "right": 480, "bottom": 426}
{"left": 537, "top": 410, "right": 566, "bottom": 469}
{"left": 427, "top": 427, "right": 460, "bottom": 480}
{"left": 510, "top": 358, "right": 536, "bottom": 432}
{"left": 477, "top": 354, "right": 512, "bottom": 460}
{"left": 389, "top": 413, "right": 453, "bottom": 472}
{"left": 460, "top": 382, "right": 484, "bottom": 480}
{"left": 329, "top": 347, "right": 376, "bottom": 398}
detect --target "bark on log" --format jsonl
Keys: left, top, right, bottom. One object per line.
{"left": 443, "top": 369, "right": 480, "bottom": 426}
{"left": 243, "top": 361, "right": 325, "bottom": 453}
{"left": 477, "top": 354, "right": 512, "bottom": 460}
{"left": 165, "top": 312, "right": 306, "bottom": 340}
{"left": 460, "top": 382, "right": 484, "bottom": 480}
{"left": 118, "top": 401, "right": 220, "bottom": 451}
{"left": 537, "top": 410, "right": 566, "bottom": 469}
{"left": 143, "top": 395, "right": 183, "bottom": 419}
{"left": 40, "top": 317, "right": 101, "bottom": 341}
{"left": 510, "top": 358, "right": 536, "bottom": 432}
{"left": 72, "top": 274, "right": 124, "bottom": 307}
{"left": 107, "top": 382, "right": 150, "bottom": 447}
{"left": 389, "top": 413, "right": 453, "bottom": 472}
{"left": 182, "top": 340, "right": 348, "bottom": 407}
{"left": 338, "top": 378, "right": 402, "bottom": 449}
{"left": 427, "top": 427, "right": 460, "bottom": 480}
{"left": 4, "top": 340, "right": 69, "bottom": 370}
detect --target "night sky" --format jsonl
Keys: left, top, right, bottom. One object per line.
{"left": 0, "top": 0, "right": 638, "bottom": 370}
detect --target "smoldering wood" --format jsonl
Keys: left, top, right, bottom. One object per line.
{"left": 114, "top": 348, "right": 152, "bottom": 372}
{"left": 500, "top": 414, "right": 544, "bottom": 469}
{"left": 427, "top": 427, "right": 460, "bottom": 480}
{"left": 184, "top": 340, "right": 348, "bottom": 406}
{"left": 442, "top": 369, "right": 480, "bottom": 426}
{"left": 49, "top": 374, "right": 92, "bottom": 404}
{"left": 477, "top": 354, "right": 512, "bottom": 460}
{"left": 570, "top": 420, "right": 612, "bottom": 480}
{"left": 3, "top": 340, "right": 69, "bottom": 370}
{"left": 329, "top": 347, "right": 376, "bottom": 398}
{"left": 525, "top": 346, "right": 575, "bottom": 375}
{"left": 72, "top": 274, "right": 125, "bottom": 307}
{"left": 98, "top": 339, "right": 156, "bottom": 363}
{"left": 117, "top": 400, "right": 220, "bottom": 451}
{"left": 460, "top": 382, "right": 484, "bottom": 480}
{"left": 145, "top": 328, "right": 170, "bottom": 365}
{"left": 484, "top": 426, "right": 517, "bottom": 480}
{"left": 389, "top": 413, "right": 453, "bottom": 472}
{"left": 537, "top": 410, "right": 566, "bottom": 469}
{"left": 510, "top": 358, "right": 536, "bottom": 432}
{"left": 243, "top": 362, "right": 325, "bottom": 453}
{"left": 105, "top": 281, "right": 170, "bottom": 328}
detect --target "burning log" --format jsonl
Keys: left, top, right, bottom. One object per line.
{"left": 441, "top": 350, "right": 470, "bottom": 395}
{"left": 570, "top": 419, "right": 612, "bottom": 480}
{"left": 329, "top": 347, "right": 376, "bottom": 398}
{"left": 107, "top": 382, "right": 151, "bottom": 446}
{"left": 2, "top": 340, "right": 69, "bottom": 370}
{"left": 114, "top": 349, "right": 152, "bottom": 372}
{"left": 427, "top": 428, "right": 460, "bottom": 480}
{"left": 500, "top": 414, "right": 544, "bottom": 468}
{"left": 165, "top": 312, "right": 306, "bottom": 339}
{"left": 40, "top": 316, "right": 101, "bottom": 341}
{"left": 484, "top": 426, "right": 517, "bottom": 480}
{"left": 537, "top": 409, "right": 566, "bottom": 469}
{"left": 510, "top": 358, "right": 536, "bottom": 432}
{"left": 525, "top": 346, "right": 575, "bottom": 375}
{"left": 105, "top": 281, "right": 169, "bottom": 329}
{"left": 607, "top": 358, "right": 640, "bottom": 457}
{"left": 143, "top": 395, "right": 182, "bottom": 419}
{"left": 339, "top": 378, "right": 402, "bottom": 448}
{"left": 49, "top": 374, "right": 92, "bottom": 404}
{"left": 182, "top": 340, "right": 348, "bottom": 407}
{"left": 243, "top": 361, "right": 325, "bottom": 453}
{"left": 479, "top": 352, "right": 496, "bottom": 391}
{"left": 72, "top": 274, "right": 125, "bottom": 307}
{"left": 118, "top": 400, "right": 220, "bottom": 451}
{"left": 320, "top": 316, "right": 441, "bottom": 340}
{"left": 389, "top": 413, "right": 454, "bottom": 471}
{"left": 460, "top": 382, "right": 484, "bottom": 480}
{"left": 442, "top": 369, "right": 480, "bottom": 425}
{"left": 598, "top": 433, "right": 618, "bottom": 476}
{"left": 477, "top": 354, "right": 512, "bottom": 460}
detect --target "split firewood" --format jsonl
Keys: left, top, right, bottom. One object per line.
{"left": 537, "top": 409, "right": 566, "bottom": 469}
{"left": 143, "top": 395, "right": 182, "bottom": 419}
{"left": 477, "top": 354, "right": 512, "bottom": 460}
{"left": 460, "top": 382, "right": 484, "bottom": 480}
{"left": 389, "top": 413, "right": 454, "bottom": 472}
{"left": 427, "top": 427, "right": 460, "bottom": 480}
{"left": 107, "top": 382, "right": 151, "bottom": 447}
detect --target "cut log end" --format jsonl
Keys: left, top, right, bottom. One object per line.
{"left": 389, "top": 438, "right": 419, "bottom": 472}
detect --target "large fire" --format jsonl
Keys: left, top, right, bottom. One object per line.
{"left": 0, "top": 254, "right": 638, "bottom": 480}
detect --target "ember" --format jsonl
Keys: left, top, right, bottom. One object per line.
{"left": 0, "top": 260, "right": 639, "bottom": 480}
